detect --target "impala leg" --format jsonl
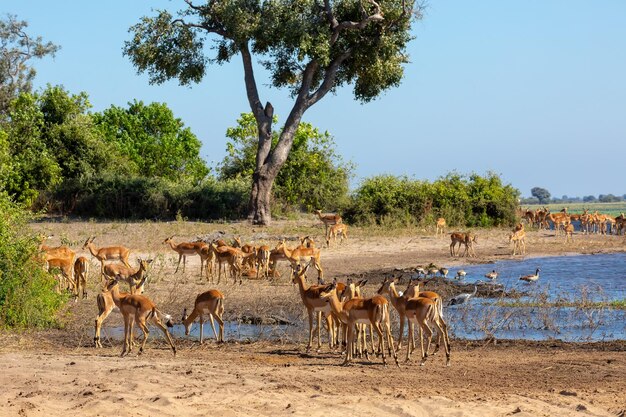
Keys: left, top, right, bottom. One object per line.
{"left": 406, "top": 321, "right": 413, "bottom": 362}
{"left": 208, "top": 313, "right": 218, "bottom": 341}
{"left": 397, "top": 315, "right": 405, "bottom": 351}
{"left": 316, "top": 311, "right": 322, "bottom": 352}
{"left": 137, "top": 317, "right": 150, "bottom": 354}
{"left": 199, "top": 314, "right": 204, "bottom": 344}
{"left": 152, "top": 316, "right": 176, "bottom": 355}
{"left": 306, "top": 310, "right": 314, "bottom": 352}
{"left": 420, "top": 321, "right": 433, "bottom": 366}
{"left": 175, "top": 254, "right": 182, "bottom": 273}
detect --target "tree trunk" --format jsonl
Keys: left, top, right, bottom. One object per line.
{"left": 248, "top": 170, "right": 274, "bottom": 225}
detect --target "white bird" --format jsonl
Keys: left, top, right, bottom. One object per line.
{"left": 484, "top": 270, "right": 498, "bottom": 280}
{"left": 519, "top": 268, "right": 541, "bottom": 283}
{"left": 439, "top": 267, "right": 449, "bottom": 278}
{"left": 428, "top": 267, "right": 439, "bottom": 277}
{"left": 455, "top": 270, "right": 467, "bottom": 280}
{"left": 448, "top": 285, "right": 478, "bottom": 306}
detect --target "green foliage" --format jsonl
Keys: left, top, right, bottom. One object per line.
{"left": 531, "top": 187, "right": 551, "bottom": 204}
{"left": 345, "top": 172, "right": 520, "bottom": 228}
{"left": 0, "top": 192, "right": 66, "bottom": 328}
{"left": 0, "top": 15, "right": 60, "bottom": 115}
{"left": 93, "top": 100, "right": 210, "bottom": 183}
{"left": 219, "top": 113, "right": 352, "bottom": 211}
{"left": 124, "top": 1, "right": 420, "bottom": 103}
{"left": 53, "top": 175, "right": 248, "bottom": 220}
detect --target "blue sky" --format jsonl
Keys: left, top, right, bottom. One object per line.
{"left": 4, "top": 1, "right": 626, "bottom": 198}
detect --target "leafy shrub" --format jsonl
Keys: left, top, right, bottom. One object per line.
{"left": 345, "top": 172, "right": 520, "bottom": 228}
{"left": 0, "top": 192, "right": 66, "bottom": 328}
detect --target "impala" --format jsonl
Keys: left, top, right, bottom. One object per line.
{"left": 291, "top": 263, "right": 335, "bottom": 352}
{"left": 83, "top": 236, "right": 131, "bottom": 274}
{"left": 103, "top": 258, "right": 153, "bottom": 294}
{"left": 209, "top": 243, "right": 244, "bottom": 284}
{"left": 255, "top": 245, "right": 271, "bottom": 279}
{"left": 564, "top": 221, "right": 574, "bottom": 243}
{"left": 105, "top": 278, "right": 176, "bottom": 357}
{"left": 405, "top": 279, "right": 449, "bottom": 355}
{"left": 315, "top": 209, "right": 342, "bottom": 237}
{"left": 73, "top": 256, "right": 89, "bottom": 299}
{"left": 449, "top": 232, "right": 477, "bottom": 257}
{"left": 404, "top": 295, "right": 450, "bottom": 366}
{"left": 326, "top": 223, "right": 348, "bottom": 247}
{"left": 163, "top": 236, "right": 206, "bottom": 274}
{"left": 509, "top": 230, "right": 526, "bottom": 256}
{"left": 277, "top": 240, "right": 324, "bottom": 280}
{"left": 182, "top": 289, "right": 225, "bottom": 344}
{"left": 320, "top": 282, "right": 398, "bottom": 367}
{"left": 435, "top": 217, "right": 446, "bottom": 237}
{"left": 46, "top": 256, "right": 76, "bottom": 295}
{"left": 94, "top": 275, "right": 148, "bottom": 348}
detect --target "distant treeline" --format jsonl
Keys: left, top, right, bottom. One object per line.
{"left": 520, "top": 194, "right": 625, "bottom": 205}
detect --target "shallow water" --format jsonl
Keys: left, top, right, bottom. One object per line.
{"left": 101, "top": 253, "right": 626, "bottom": 344}
{"left": 445, "top": 253, "right": 626, "bottom": 341}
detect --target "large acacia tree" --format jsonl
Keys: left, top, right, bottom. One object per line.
{"left": 124, "top": 0, "right": 423, "bottom": 224}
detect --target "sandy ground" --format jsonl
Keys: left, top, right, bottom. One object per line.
{"left": 2, "top": 219, "right": 625, "bottom": 416}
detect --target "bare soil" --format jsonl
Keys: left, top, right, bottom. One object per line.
{"left": 1, "top": 219, "right": 625, "bottom": 416}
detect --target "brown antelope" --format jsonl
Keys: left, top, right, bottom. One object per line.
{"left": 509, "top": 230, "right": 526, "bottom": 255}
{"left": 326, "top": 223, "right": 348, "bottom": 247}
{"left": 209, "top": 243, "right": 244, "bottom": 284}
{"left": 320, "top": 282, "right": 399, "bottom": 367}
{"left": 315, "top": 209, "right": 342, "bottom": 237}
{"left": 291, "top": 263, "right": 336, "bottom": 352}
{"left": 377, "top": 277, "right": 412, "bottom": 350}
{"left": 46, "top": 256, "right": 76, "bottom": 294}
{"left": 105, "top": 278, "right": 176, "bottom": 357}
{"left": 548, "top": 209, "right": 569, "bottom": 235}
{"left": 182, "top": 289, "right": 225, "bottom": 344}
{"left": 233, "top": 236, "right": 258, "bottom": 271}
{"left": 405, "top": 279, "right": 448, "bottom": 355}
{"left": 73, "top": 256, "right": 89, "bottom": 299}
{"left": 103, "top": 258, "right": 153, "bottom": 294}
{"left": 404, "top": 295, "right": 450, "bottom": 366}
{"left": 94, "top": 275, "right": 148, "bottom": 348}
{"left": 435, "top": 217, "right": 446, "bottom": 237}
{"left": 83, "top": 236, "right": 131, "bottom": 274}
{"left": 564, "top": 221, "right": 574, "bottom": 243}
{"left": 38, "top": 235, "right": 75, "bottom": 261}
{"left": 277, "top": 240, "right": 324, "bottom": 280}
{"left": 255, "top": 245, "right": 271, "bottom": 279}
{"left": 199, "top": 244, "right": 216, "bottom": 281}
{"left": 162, "top": 236, "right": 206, "bottom": 274}
{"left": 449, "top": 232, "right": 477, "bottom": 257}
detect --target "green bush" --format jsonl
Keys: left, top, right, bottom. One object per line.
{"left": 345, "top": 172, "right": 520, "bottom": 228}
{"left": 52, "top": 175, "right": 249, "bottom": 220}
{"left": 0, "top": 192, "right": 66, "bottom": 328}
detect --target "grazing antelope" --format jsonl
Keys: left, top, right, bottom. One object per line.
{"left": 105, "top": 278, "right": 176, "bottom": 357}
{"left": 520, "top": 268, "right": 541, "bottom": 283}
{"left": 435, "top": 217, "right": 446, "bottom": 237}
{"left": 291, "top": 263, "right": 335, "bottom": 352}
{"left": 326, "top": 223, "right": 348, "bottom": 247}
{"left": 103, "top": 258, "right": 153, "bottom": 294}
{"left": 182, "top": 289, "right": 225, "bottom": 344}
{"left": 320, "top": 282, "right": 399, "bottom": 367}
{"left": 73, "top": 256, "right": 90, "bottom": 299}
{"left": 83, "top": 236, "right": 131, "bottom": 274}
{"left": 46, "top": 256, "right": 76, "bottom": 295}
{"left": 162, "top": 236, "right": 206, "bottom": 274}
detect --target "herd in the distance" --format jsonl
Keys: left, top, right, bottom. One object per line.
{"left": 36, "top": 206, "right": 618, "bottom": 365}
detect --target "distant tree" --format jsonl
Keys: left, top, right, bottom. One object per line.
{"left": 124, "top": 0, "right": 424, "bottom": 225}
{"left": 94, "top": 100, "right": 209, "bottom": 183}
{"left": 583, "top": 195, "right": 597, "bottom": 202}
{"left": 0, "top": 15, "right": 60, "bottom": 115}
{"left": 598, "top": 194, "right": 620, "bottom": 203}
{"left": 531, "top": 187, "right": 551, "bottom": 204}
{"left": 219, "top": 113, "right": 352, "bottom": 211}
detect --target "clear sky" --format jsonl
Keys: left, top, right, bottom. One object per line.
{"left": 4, "top": 1, "right": 626, "bottom": 198}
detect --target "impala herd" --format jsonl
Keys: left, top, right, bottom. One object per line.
{"left": 35, "top": 206, "right": 624, "bottom": 366}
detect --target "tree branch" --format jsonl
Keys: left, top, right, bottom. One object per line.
{"left": 306, "top": 49, "right": 352, "bottom": 108}
{"left": 328, "top": 0, "right": 384, "bottom": 45}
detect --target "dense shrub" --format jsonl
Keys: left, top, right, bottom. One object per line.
{"left": 52, "top": 175, "right": 249, "bottom": 220}
{"left": 0, "top": 193, "right": 66, "bottom": 328}
{"left": 344, "top": 172, "right": 520, "bottom": 228}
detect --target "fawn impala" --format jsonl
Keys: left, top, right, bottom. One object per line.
{"left": 326, "top": 223, "right": 348, "bottom": 247}
{"left": 162, "top": 236, "right": 206, "bottom": 274}
{"left": 105, "top": 278, "right": 176, "bottom": 357}
{"left": 291, "top": 263, "right": 336, "bottom": 352}
{"left": 435, "top": 217, "right": 446, "bottom": 237}
{"left": 182, "top": 289, "right": 225, "bottom": 344}
{"left": 320, "top": 281, "right": 399, "bottom": 367}
{"left": 83, "top": 236, "right": 131, "bottom": 274}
